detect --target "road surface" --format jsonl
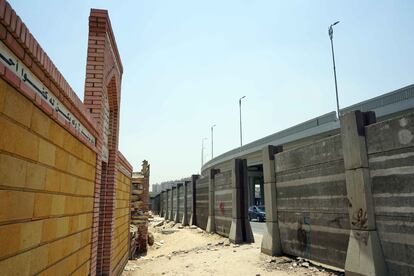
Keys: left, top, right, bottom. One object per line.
{"left": 250, "top": 221, "right": 265, "bottom": 236}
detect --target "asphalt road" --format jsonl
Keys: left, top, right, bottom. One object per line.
{"left": 250, "top": 221, "right": 265, "bottom": 236}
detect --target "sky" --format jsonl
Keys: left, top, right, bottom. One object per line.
{"left": 11, "top": 0, "right": 414, "bottom": 185}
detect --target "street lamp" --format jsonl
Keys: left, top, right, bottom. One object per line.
{"left": 201, "top": 137, "right": 207, "bottom": 167}
{"left": 239, "top": 96, "right": 246, "bottom": 147}
{"left": 329, "top": 21, "right": 340, "bottom": 118}
{"left": 211, "top": 124, "right": 216, "bottom": 159}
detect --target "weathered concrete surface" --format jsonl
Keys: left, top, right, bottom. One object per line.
{"left": 341, "top": 111, "right": 387, "bottom": 276}
{"left": 214, "top": 171, "right": 232, "bottom": 236}
{"left": 181, "top": 181, "right": 188, "bottom": 226}
{"left": 206, "top": 169, "right": 217, "bottom": 233}
{"left": 169, "top": 188, "right": 174, "bottom": 221}
{"left": 345, "top": 230, "right": 387, "bottom": 276}
{"left": 195, "top": 176, "right": 209, "bottom": 230}
{"left": 275, "top": 135, "right": 343, "bottom": 173}
{"left": 174, "top": 183, "right": 182, "bottom": 223}
{"left": 345, "top": 168, "right": 376, "bottom": 230}
{"left": 164, "top": 189, "right": 170, "bottom": 220}
{"left": 275, "top": 135, "right": 349, "bottom": 268}
{"left": 261, "top": 145, "right": 282, "bottom": 256}
{"left": 366, "top": 112, "right": 414, "bottom": 154}
{"left": 366, "top": 112, "right": 414, "bottom": 275}
{"left": 189, "top": 175, "right": 199, "bottom": 226}
{"left": 229, "top": 159, "right": 254, "bottom": 244}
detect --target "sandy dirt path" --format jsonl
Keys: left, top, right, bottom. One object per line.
{"left": 123, "top": 217, "right": 342, "bottom": 276}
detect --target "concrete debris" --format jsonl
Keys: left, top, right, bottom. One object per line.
{"left": 189, "top": 225, "right": 197, "bottom": 229}
{"left": 124, "top": 264, "right": 140, "bottom": 271}
{"left": 301, "top": 262, "right": 310, "bottom": 268}
{"left": 178, "top": 225, "right": 184, "bottom": 229}
{"left": 267, "top": 259, "right": 276, "bottom": 263}
{"left": 232, "top": 244, "right": 240, "bottom": 248}
{"left": 153, "top": 220, "right": 164, "bottom": 227}
{"left": 161, "top": 229, "right": 176, "bottom": 234}
{"left": 215, "top": 241, "right": 224, "bottom": 246}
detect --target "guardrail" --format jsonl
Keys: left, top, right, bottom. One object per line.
{"left": 202, "top": 84, "right": 414, "bottom": 172}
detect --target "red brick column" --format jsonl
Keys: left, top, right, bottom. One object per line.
{"left": 83, "top": 9, "right": 123, "bottom": 276}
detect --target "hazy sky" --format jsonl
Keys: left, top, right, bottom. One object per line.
{"left": 12, "top": 1, "right": 414, "bottom": 184}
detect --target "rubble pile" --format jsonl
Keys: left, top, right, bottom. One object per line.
{"left": 130, "top": 161, "right": 150, "bottom": 257}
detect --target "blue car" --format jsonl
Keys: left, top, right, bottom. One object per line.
{"left": 248, "top": 205, "right": 266, "bottom": 222}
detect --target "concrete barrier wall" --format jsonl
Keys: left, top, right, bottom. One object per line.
{"left": 162, "top": 191, "right": 168, "bottom": 218}
{"left": 178, "top": 183, "right": 184, "bottom": 222}
{"left": 167, "top": 189, "right": 172, "bottom": 220}
{"left": 185, "top": 181, "right": 193, "bottom": 224}
{"left": 260, "top": 110, "right": 414, "bottom": 275}
{"left": 275, "top": 135, "right": 349, "bottom": 268}
{"left": 195, "top": 176, "right": 209, "bottom": 229}
{"left": 366, "top": 112, "right": 414, "bottom": 275}
{"left": 214, "top": 171, "right": 233, "bottom": 237}
{"left": 151, "top": 194, "right": 161, "bottom": 215}
{"left": 172, "top": 187, "right": 177, "bottom": 221}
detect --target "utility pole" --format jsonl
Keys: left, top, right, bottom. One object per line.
{"left": 211, "top": 124, "right": 216, "bottom": 159}
{"left": 239, "top": 96, "right": 246, "bottom": 147}
{"left": 201, "top": 137, "right": 207, "bottom": 167}
{"left": 329, "top": 21, "right": 340, "bottom": 118}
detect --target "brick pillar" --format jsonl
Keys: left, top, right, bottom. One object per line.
{"left": 261, "top": 145, "right": 283, "bottom": 255}
{"left": 206, "top": 169, "right": 219, "bottom": 233}
{"left": 83, "top": 9, "right": 123, "bottom": 275}
{"left": 229, "top": 159, "right": 254, "bottom": 244}
{"left": 341, "top": 111, "right": 387, "bottom": 276}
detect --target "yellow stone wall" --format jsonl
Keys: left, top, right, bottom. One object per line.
{"left": 0, "top": 78, "right": 97, "bottom": 274}
{"left": 111, "top": 169, "right": 131, "bottom": 275}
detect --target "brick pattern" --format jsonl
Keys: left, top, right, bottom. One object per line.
{"left": 0, "top": 0, "right": 98, "bottom": 142}
{"left": 83, "top": 9, "right": 124, "bottom": 276}
{"left": 111, "top": 168, "right": 132, "bottom": 276}
{"left": 0, "top": 1, "right": 131, "bottom": 275}
{"left": 0, "top": 78, "right": 96, "bottom": 274}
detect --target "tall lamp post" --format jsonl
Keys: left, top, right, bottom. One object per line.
{"left": 239, "top": 96, "right": 246, "bottom": 147}
{"left": 201, "top": 137, "right": 207, "bottom": 167}
{"left": 211, "top": 124, "right": 216, "bottom": 159}
{"left": 329, "top": 21, "right": 340, "bottom": 118}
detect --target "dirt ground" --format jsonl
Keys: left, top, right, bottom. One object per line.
{"left": 123, "top": 216, "right": 343, "bottom": 276}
